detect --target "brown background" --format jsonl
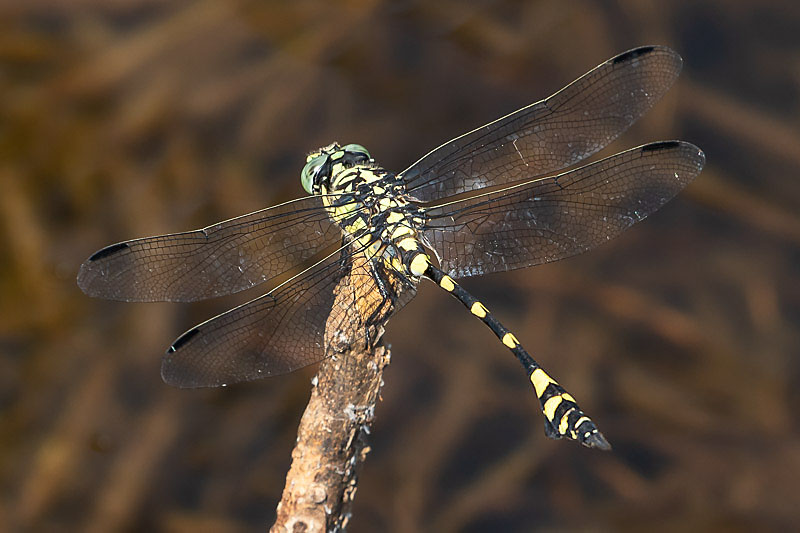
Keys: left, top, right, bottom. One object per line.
{"left": 2, "top": 1, "right": 799, "bottom": 531}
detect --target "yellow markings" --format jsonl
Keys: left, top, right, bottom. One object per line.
{"left": 366, "top": 241, "right": 382, "bottom": 259}
{"left": 386, "top": 212, "right": 405, "bottom": 224}
{"left": 543, "top": 395, "right": 563, "bottom": 421}
{"left": 391, "top": 256, "right": 403, "bottom": 272}
{"left": 363, "top": 172, "right": 381, "bottom": 183}
{"left": 357, "top": 234, "right": 381, "bottom": 260}
{"left": 358, "top": 234, "right": 373, "bottom": 250}
{"left": 332, "top": 173, "right": 355, "bottom": 189}
{"left": 333, "top": 202, "right": 357, "bottom": 220}
{"left": 391, "top": 224, "right": 413, "bottom": 240}
{"left": 346, "top": 220, "right": 366, "bottom": 234}
{"left": 398, "top": 237, "right": 417, "bottom": 251}
{"left": 470, "top": 301, "right": 488, "bottom": 318}
{"left": 574, "top": 416, "right": 590, "bottom": 429}
{"left": 372, "top": 186, "right": 385, "bottom": 194}
{"left": 439, "top": 275, "right": 455, "bottom": 292}
{"left": 530, "top": 368, "right": 558, "bottom": 397}
{"left": 330, "top": 150, "right": 344, "bottom": 160}
{"left": 409, "top": 254, "right": 429, "bottom": 276}
{"left": 379, "top": 198, "right": 396, "bottom": 209}
{"left": 558, "top": 409, "right": 574, "bottom": 435}
{"left": 345, "top": 216, "right": 367, "bottom": 234}
{"left": 502, "top": 332, "right": 519, "bottom": 348}
{"left": 337, "top": 200, "right": 358, "bottom": 211}
{"left": 543, "top": 390, "right": 580, "bottom": 434}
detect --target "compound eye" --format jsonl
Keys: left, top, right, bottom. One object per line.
{"left": 301, "top": 154, "right": 327, "bottom": 194}
{"left": 342, "top": 144, "right": 370, "bottom": 159}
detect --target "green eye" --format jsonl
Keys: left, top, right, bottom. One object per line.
{"left": 342, "top": 144, "right": 370, "bottom": 159}
{"left": 301, "top": 154, "right": 326, "bottom": 194}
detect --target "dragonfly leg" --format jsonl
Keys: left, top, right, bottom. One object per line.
{"left": 361, "top": 259, "right": 405, "bottom": 349}
{"left": 356, "top": 261, "right": 384, "bottom": 350}
{"left": 425, "top": 264, "right": 610, "bottom": 450}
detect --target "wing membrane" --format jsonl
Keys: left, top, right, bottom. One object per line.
{"left": 422, "top": 141, "right": 705, "bottom": 278}
{"left": 161, "top": 246, "right": 415, "bottom": 388}
{"left": 401, "top": 46, "right": 683, "bottom": 202}
{"left": 77, "top": 196, "right": 341, "bottom": 302}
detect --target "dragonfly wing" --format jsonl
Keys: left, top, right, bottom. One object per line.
{"left": 77, "top": 195, "right": 342, "bottom": 302}
{"left": 401, "top": 46, "right": 683, "bottom": 202}
{"left": 422, "top": 141, "right": 705, "bottom": 278}
{"left": 161, "top": 249, "right": 415, "bottom": 388}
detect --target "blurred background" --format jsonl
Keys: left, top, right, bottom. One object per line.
{"left": 2, "top": 0, "right": 799, "bottom": 531}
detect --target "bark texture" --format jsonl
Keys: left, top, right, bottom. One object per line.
{"left": 272, "top": 256, "right": 400, "bottom": 532}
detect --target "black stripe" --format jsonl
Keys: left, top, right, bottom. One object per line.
{"left": 641, "top": 140, "right": 681, "bottom": 152}
{"left": 574, "top": 412, "right": 595, "bottom": 431}
{"left": 89, "top": 242, "right": 129, "bottom": 261}
{"left": 426, "top": 265, "right": 443, "bottom": 283}
{"left": 511, "top": 345, "right": 538, "bottom": 373}
{"left": 168, "top": 328, "right": 200, "bottom": 353}
{"left": 612, "top": 45, "right": 656, "bottom": 64}
{"left": 540, "top": 382, "right": 566, "bottom": 402}
{"left": 553, "top": 398, "right": 577, "bottom": 425}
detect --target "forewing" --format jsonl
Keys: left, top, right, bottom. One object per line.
{"left": 161, "top": 250, "right": 415, "bottom": 388}
{"left": 401, "top": 46, "right": 683, "bottom": 202}
{"left": 422, "top": 141, "right": 705, "bottom": 278}
{"left": 77, "top": 196, "right": 341, "bottom": 302}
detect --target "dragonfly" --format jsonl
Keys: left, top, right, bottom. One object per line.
{"left": 78, "top": 46, "right": 705, "bottom": 450}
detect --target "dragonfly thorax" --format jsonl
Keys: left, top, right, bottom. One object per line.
{"left": 321, "top": 159, "right": 430, "bottom": 281}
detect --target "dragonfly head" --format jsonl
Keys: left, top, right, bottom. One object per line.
{"left": 301, "top": 143, "right": 371, "bottom": 194}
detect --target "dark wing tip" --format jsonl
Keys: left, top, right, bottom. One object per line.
{"left": 88, "top": 242, "right": 129, "bottom": 261}
{"left": 167, "top": 328, "right": 200, "bottom": 353}
{"left": 162, "top": 327, "right": 239, "bottom": 389}
{"left": 612, "top": 45, "right": 656, "bottom": 64}
{"left": 611, "top": 44, "right": 679, "bottom": 65}
{"left": 162, "top": 328, "right": 204, "bottom": 388}
{"left": 641, "top": 140, "right": 706, "bottom": 171}
{"left": 611, "top": 45, "right": 682, "bottom": 76}
{"left": 78, "top": 244, "right": 130, "bottom": 296}
{"left": 641, "top": 140, "right": 682, "bottom": 152}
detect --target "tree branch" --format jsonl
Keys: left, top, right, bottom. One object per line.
{"left": 271, "top": 257, "right": 398, "bottom": 532}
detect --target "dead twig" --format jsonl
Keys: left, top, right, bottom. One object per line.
{"left": 271, "top": 256, "right": 400, "bottom": 532}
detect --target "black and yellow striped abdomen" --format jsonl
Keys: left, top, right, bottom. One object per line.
{"left": 426, "top": 266, "right": 610, "bottom": 449}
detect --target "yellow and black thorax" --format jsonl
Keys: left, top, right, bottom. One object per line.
{"left": 302, "top": 142, "right": 431, "bottom": 280}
